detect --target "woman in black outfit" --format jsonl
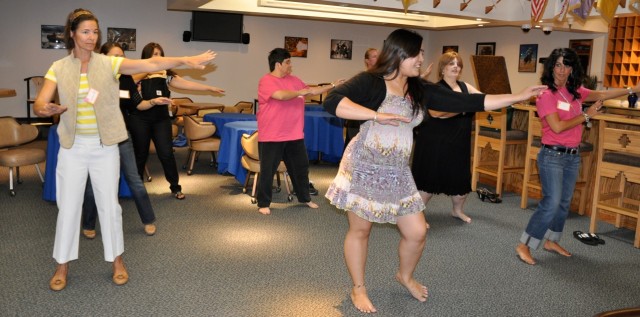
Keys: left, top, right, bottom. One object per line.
{"left": 411, "top": 51, "right": 481, "bottom": 225}
{"left": 129, "top": 42, "right": 224, "bottom": 199}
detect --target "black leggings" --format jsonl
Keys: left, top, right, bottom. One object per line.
{"left": 128, "top": 115, "right": 181, "bottom": 193}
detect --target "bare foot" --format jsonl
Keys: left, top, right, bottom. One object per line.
{"left": 451, "top": 211, "right": 471, "bottom": 223}
{"left": 543, "top": 240, "right": 571, "bottom": 257}
{"left": 49, "top": 263, "right": 68, "bottom": 291}
{"left": 112, "top": 256, "right": 129, "bottom": 286}
{"left": 306, "top": 201, "right": 319, "bottom": 209}
{"left": 351, "top": 285, "right": 377, "bottom": 313}
{"left": 516, "top": 243, "right": 536, "bottom": 265}
{"left": 258, "top": 207, "right": 271, "bottom": 215}
{"left": 395, "top": 273, "right": 428, "bottom": 302}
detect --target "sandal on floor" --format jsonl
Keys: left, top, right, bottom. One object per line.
{"left": 174, "top": 191, "right": 185, "bottom": 200}
{"left": 573, "top": 231, "right": 598, "bottom": 246}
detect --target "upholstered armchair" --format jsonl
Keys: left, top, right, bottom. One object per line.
{"left": 0, "top": 117, "right": 46, "bottom": 196}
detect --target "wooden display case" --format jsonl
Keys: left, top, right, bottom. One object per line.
{"left": 604, "top": 16, "right": 640, "bottom": 88}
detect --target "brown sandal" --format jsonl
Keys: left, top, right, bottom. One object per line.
{"left": 174, "top": 191, "right": 185, "bottom": 200}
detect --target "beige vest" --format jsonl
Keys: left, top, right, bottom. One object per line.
{"left": 52, "top": 52, "right": 127, "bottom": 148}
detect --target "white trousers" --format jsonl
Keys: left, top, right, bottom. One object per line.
{"left": 53, "top": 136, "right": 124, "bottom": 263}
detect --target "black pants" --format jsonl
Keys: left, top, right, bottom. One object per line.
{"left": 128, "top": 115, "right": 182, "bottom": 193}
{"left": 257, "top": 139, "right": 311, "bottom": 208}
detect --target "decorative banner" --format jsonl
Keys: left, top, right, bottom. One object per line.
{"left": 569, "top": 0, "right": 595, "bottom": 22}
{"left": 485, "top": 0, "right": 501, "bottom": 14}
{"left": 531, "top": 0, "right": 549, "bottom": 23}
{"left": 597, "top": 0, "right": 621, "bottom": 24}
{"left": 631, "top": 0, "right": 640, "bottom": 14}
{"left": 460, "top": 0, "right": 473, "bottom": 11}
{"left": 554, "top": 0, "right": 570, "bottom": 21}
{"left": 402, "top": 0, "right": 418, "bottom": 13}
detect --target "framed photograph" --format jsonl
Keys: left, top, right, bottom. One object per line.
{"left": 107, "top": 27, "right": 136, "bottom": 51}
{"left": 41, "top": 25, "right": 65, "bottom": 49}
{"left": 518, "top": 44, "right": 538, "bottom": 73}
{"left": 475, "top": 42, "right": 496, "bottom": 56}
{"left": 442, "top": 45, "right": 458, "bottom": 54}
{"left": 285, "top": 36, "right": 308, "bottom": 58}
{"left": 330, "top": 39, "right": 353, "bottom": 60}
{"left": 569, "top": 39, "right": 593, "bottom": 74}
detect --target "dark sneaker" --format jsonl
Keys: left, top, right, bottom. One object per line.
{"left": 309, "top": 183, "right": 319, "bottom": 196}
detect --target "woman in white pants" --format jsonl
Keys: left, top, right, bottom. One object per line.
{"left": 34, "top": 8, "right": 216, "bottom": 291}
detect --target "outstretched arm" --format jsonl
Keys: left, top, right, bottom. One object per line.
{"left": 119, "top": 50, "right": 216, "bottom": 75}
{"left": 483, "top": 85, "right": 547, "bottom": 111}
{"left": 169, "top": 76, "right": 225, "bottom": 94}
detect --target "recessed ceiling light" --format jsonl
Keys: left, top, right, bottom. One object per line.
{"left": 534, "top": 25, "right": 541, "bottom": 28}
{"left": 476, "top": 18, "right": 482, "bottom": 21}
{"left": 478, "top": 24, "right": 483, "bottom": 27}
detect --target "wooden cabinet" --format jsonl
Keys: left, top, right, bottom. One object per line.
{"left": 604, "top": 16, "right": 640, "bottom": 88}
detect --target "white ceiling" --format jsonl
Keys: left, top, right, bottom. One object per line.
{"left": 166, "top": 0, "right": 635, "bottom": 33}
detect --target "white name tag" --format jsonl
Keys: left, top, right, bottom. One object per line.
{"left": 156, "top": 90, "right": 162, "bottom": 96}
{"left": 557, "top": 101, "right": 570, "bottom": 111}
{"left": 84, "top": 88, "right": 99, "bottom": 104}
{"left": 119, "top": 90, "right": 130, "bottom": 99}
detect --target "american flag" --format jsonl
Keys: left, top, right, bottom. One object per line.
{"left": 532, "top": 0, "right": 549, "bottom": 23}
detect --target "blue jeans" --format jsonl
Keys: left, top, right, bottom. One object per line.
{"left": 520, "top": 148, "right": 580, "bottom": 249}
{"left": 82, "top": 137, "right": 156, "bottom": 230}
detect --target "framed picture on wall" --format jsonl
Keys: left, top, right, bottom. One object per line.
{"left": 518, "top": 44, "right": 538, "bottom": 73}
{"left": 41, "top": 25, "right": 65, "bottom": 49}
{"left": 475, "top": 42, "right": 495, "bottom": 56}
{"left": 107, "top": 27, "right": 136, "bottom": 51}
{"left": 285, "top": 36, "right": 308, "bottom": 58}
{"left": 442, "top": 45, "right": 459, "bottom": 53}
{"left": 330, "top": 39, "right": 353, "bottom": 60}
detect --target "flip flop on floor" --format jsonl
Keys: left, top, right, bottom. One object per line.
{"left": 587, "top": 233, "right": 605, "bottom": 245}
{"left": 573, "top": 231, "right": 598, "bottom": 246}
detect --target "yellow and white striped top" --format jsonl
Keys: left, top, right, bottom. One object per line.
{"left": 75, "top": 73, "right": 98, "bottom": 135}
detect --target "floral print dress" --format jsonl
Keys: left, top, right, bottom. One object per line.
{"left": 325, "top": 93, "right": 424, "bottom": 224}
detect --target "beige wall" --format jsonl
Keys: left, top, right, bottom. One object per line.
{"left": 0, "top": 0, "right": 607, "bottom": 118}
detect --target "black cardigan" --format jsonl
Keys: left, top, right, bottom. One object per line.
{"left": 323, "top": 72, "right": 486, "bottom": 116}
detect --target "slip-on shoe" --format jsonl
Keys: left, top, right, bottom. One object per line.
{"left": 573, "top": 231, "right": 599, "bottom": 246}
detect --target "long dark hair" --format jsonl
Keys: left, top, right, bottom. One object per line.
{"left": 540, "top": 48, "right": 584, "bottom": 100}
{"left": 368, "top": 28, "right": 424, "bottom": 116}
{"left": 99, "top": 42, "right": 123, "bottom": 55}
{"left": 64, "top": 8, "right": 100, "bottom": 51}
{"left": 141, "top": 42, "right": 176, "bottom": 76}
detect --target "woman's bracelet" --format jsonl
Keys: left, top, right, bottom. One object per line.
{"left": 373, "top": 113, "right": 377, "bottom": 122}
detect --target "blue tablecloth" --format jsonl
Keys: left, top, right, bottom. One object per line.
{"left": 43, "top": 125, "right": 132, "bottom": 202}
{"left": 304, "top": 104, "right": 325, "bottom": 112}
{"left": 202, "top": 113, "right": 257, "bottom": 137}
{"left": 304, "top": 111, "right": 344, "bottom": 163}
{"left": 209, "top": 111, "right": 344, "bottom": 184}
{"left": 217, "top": 121, "right": 258, "bottom": 184}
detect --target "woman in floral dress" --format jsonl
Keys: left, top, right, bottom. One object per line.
{"left": 323, "top": 29, "right": 545, "bottom": 313}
